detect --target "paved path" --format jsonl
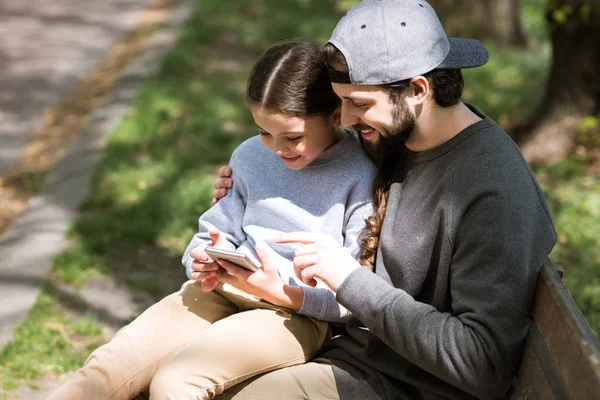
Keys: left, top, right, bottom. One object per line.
{"left": 0, "top": 0, "right": 153, "bottom": 176}
{"left": 0, "top": 0, "right": 197, "bottom": 397}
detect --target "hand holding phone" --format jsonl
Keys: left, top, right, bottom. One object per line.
{"left": 204, "top": 247, "right": 261, "bottom": 272}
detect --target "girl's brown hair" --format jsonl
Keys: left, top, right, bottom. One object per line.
{"left": 357, "top": 155, "right": 397, "bottom": 270}
{"left": 247, "top": 41, "right": 340, "bottom": 117}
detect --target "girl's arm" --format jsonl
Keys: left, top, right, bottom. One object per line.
{"left": 182, "top": 157, "right": 246, "bottom": 279}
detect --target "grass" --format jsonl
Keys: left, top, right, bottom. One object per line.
{"left": 534, "top": 156, "right": 600, "bottom": 331}
{"left": 1, "top": 0, "right": 598, "bottom": 395}
{"left": 0, "top": 285, "right": 105, "bottom": 393}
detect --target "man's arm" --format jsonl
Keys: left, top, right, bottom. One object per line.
{"left": 211, "top": 166, "right": 233, "bottom": 206}
{"left": 335, "top": 187, "right": 556, "bottom": 399}
{"left": 298, "top": 201, "right": 372, "bottom": 323}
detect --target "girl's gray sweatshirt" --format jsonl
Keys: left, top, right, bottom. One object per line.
{"left": 182, "top": 133, "right": 376, "bottom": 323}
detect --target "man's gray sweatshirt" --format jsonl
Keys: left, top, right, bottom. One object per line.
{"left": 326, "top": 108, "right": 556, "bottom": 399}
{"left": 182, "top": 133, "right": 376, "bottom": 323}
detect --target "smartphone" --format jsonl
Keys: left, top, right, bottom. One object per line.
{"left": 204, "top": 247, "right": 261, "bottom": 272}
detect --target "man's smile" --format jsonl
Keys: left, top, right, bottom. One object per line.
{"left": 354, "top": 125, "right": 378, "bottom": 140}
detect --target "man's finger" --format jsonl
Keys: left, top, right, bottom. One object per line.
{"left": 294, "top": 243, "right": 318, "bottom": 257}
{"left": 275, "top": 232, "right": 320, "bottom": 245}
{"left": 299, "top": 266, "right": 318, "bottom": 287}
{"left": 293, "top": 254, "right": 318, "bottom": 270}
{"left": 218, "top": 166, "right": 232, "bottom": 178}
{"left": 213, "top": 188, "right": 226, "bottom": 199}
{"left": 213, "top": 178, "right": 232, "bottom": 190}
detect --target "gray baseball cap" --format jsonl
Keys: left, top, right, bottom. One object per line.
{"left": 327, "top": 0, "right": 489, "bottom": 85}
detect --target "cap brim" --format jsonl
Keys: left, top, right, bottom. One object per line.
{"left": 437, "top": 38, "right": 489, "bottom": 69}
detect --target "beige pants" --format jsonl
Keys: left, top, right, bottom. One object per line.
{"left": 134, "top": 358, "right": 340, "bottom": 400}
{"left": 47, "top": 280, "right": 331, "bottom": 400}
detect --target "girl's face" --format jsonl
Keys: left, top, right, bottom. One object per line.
{"left": 250, "top": 105, "right": 342, "bottom": 170}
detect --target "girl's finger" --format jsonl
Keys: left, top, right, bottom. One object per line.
{"left": 217, "top": 259, "right": 250, "bottom": 278}
{"left": 191, "top": 261, "right": 218, "bottom": 272}
{"left": 193, "top": 271, "right": 217, "bottom": 281}
{"left": 189, "top": 248, "right": 210, "bottom": 263}
{"left": 255, "top": 244, "right": 275, "bottom": 273}
{"left": 201, "top": 277, "right": 219, "bottom": 292}
{"left": 208, "top": 228, "right": 221, "bottom": 245}
{"left": 217, "top": 270, "right": 236, "bottom": 286}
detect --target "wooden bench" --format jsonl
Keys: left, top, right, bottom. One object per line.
{"left": 508, "top": 258, "right": 600, "bottom": 399}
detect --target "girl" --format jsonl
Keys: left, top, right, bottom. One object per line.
{"left": 47, "top": 40, "right": 376, "bottom": 400}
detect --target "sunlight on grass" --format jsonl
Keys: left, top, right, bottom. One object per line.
{"left": 1, "top": 0, "right": 598, "bottom": 395}
{"left": 0, "top": 287, "right": 105, "bottom": 395}
{"left": 52, "top": 249, "right": 107, "bottom": 286}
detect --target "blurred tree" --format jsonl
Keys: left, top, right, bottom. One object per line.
{"left": 515, "top": 0, "right": 600, "bottom": 163}
{"left": 429, "top": 0, "right": 530, "bottom": 46}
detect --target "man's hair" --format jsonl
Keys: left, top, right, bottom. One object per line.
{"left": 247, "top": 41, "right": 340, "bottom": 117}
{"left": 322, "top": 43, "right": 465, "bottom": 269}
{"left": 322, "top": 43, "right": 464, "bottom": 108}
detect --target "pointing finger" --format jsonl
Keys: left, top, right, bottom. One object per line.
{"left": 294, "top": 243, "right": 318, "bottom": 257}
{"left": 275, "top": 232, "right": 320, "bottom": 245}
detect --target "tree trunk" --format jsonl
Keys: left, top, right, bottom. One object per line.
{"left": 515, "top": 1, "right": 600, "bottom": 164}
{"left": 429, "top": 0, "right": 530, "bottom": 47}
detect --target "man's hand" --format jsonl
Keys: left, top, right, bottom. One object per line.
{"left": 211, "top": 166, "right": 233, "bottom": 206}
{"left": 216, "top": 244, "right": 304, "bottom": 310}
{"left": 275, "top": 233, "right": 361, "bottom": 292}
{"left": 189, "top": 228, "right": 233, "bottom": 291}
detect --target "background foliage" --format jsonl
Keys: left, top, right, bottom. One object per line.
{"left": 1, "top": 0, "right": 598, "bottom": 394}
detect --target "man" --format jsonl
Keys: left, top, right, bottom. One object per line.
{"left": 206, "top": 1, "right": 556, "bottom": 398}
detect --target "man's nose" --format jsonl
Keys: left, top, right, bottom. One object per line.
{"left": 340, "top": 102, "right": 359, "bottom": 127}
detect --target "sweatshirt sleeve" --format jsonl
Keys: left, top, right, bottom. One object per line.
{"left": 181, "top": 152, "right": 247, "bottom": 279}
{"left": 335, "top": 187, "right": 555, "bottom": 399}
{"left": 299, "top": 200, "right": 373, "bottom": 323}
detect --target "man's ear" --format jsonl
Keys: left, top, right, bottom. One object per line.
{"left": 409, "top": 76, "right": 430, "bottom": 105}
{"left": 329, "top": 106, "right": 342, "bottom": 126}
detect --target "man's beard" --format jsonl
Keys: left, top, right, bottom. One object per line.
{"left": 357, "top": 99, "right": 415, "bottom": 163}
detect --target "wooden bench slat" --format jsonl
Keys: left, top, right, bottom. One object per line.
{"left": 531, "top": 260, "right": 600, "bottom": 399}
{"left": 514, "top": 321, "right": 571, "bottom": 399}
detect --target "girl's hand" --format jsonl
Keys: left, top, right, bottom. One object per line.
{"left": 275, "top": 232, "right": 361, "bottom": 293}
{"left": 189, "top": 228, "right": 233, "bottom": 292}
{"left": 215, "top": 244, "right": 304, "bottom": 310}
{"left": 211, "top": 166, "right": 233, "bottom": 206}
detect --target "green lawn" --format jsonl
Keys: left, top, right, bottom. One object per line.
{"left": 1, "top": 0, "right": 598, "bottom": 395}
